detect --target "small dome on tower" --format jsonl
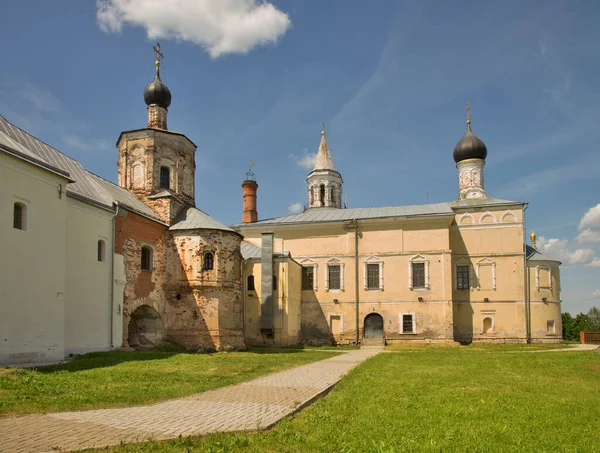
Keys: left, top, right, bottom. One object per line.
{"left": 453, "top": 102, "right": 487, "bottom": 163}
{"left": 144, "top": 72, "right": 171, "bottom": 109}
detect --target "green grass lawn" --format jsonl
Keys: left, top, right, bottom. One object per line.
{"left": 385, "top": 342, "right": 571, "bottom": 352}
{"left": 92, "top": 346, "right": 600, "bottom": 453}
{"left": 0, "top": 348, "right": 338, "bottom": 417}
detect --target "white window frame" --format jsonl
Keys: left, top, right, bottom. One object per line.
{"left": 535, "top": 265, "right": 552, "bottom": 291}
{"left": 454, "top": 259, "right": 473, "bottom": 291}
{"left": 200, "top": 247, "right": 216, "bottom": 272}
{"left": 399, "top": 312, "right": 416, "bottom": 334}
{"left": 408, "top": 255, "right": 430, "bottom": 290}
{"left": 328, "top": 312, "right": 344, "bottom": 335}
{"left": 13, "top": 198, "right": 30, "bottom": 231}
{"left": 481, "top": 315, "right": 495, "bottom": 334}
{"left": 475, "top": 258, "right": 496, "bottom": 290}
{"left": 325, "top": 258, "right": 344, "bottom": 292}
{"left": 364, "top": 256, "right": 384, "bottom": 291}
{"left": 300, "top": 259, "right": 318, "bottom": 291}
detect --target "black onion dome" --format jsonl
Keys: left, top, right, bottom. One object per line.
{"left": 453, "top": 125, "right": 487, "bottom": 163}
{"left": 144, "top": 73, "right": 171, "bottom": 109}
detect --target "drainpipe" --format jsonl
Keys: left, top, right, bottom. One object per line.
{"left": 110, "top": 201, "right": 119, "bottom": 348}
{"left": 354, "top": 219, "right": 360, "bottom": 344}
{"left": 523, "top": 202, "right": 530, "bottom": 343}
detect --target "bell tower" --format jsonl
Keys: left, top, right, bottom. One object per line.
{"left": 116, "top": 43, "right": 197, "bottom": 224}
{"left": 453, "top": 102, "right": 488, "bottom": 200}
{"left": 307, "top": 124, "right": 343, "bottom": 209}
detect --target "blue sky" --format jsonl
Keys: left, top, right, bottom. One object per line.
{"left": 1, "top": 0, "right": 599, "bottom": 314}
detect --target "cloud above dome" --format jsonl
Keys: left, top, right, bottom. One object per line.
{"left": 97, "top": 0, "right": 291, "bottom": 58}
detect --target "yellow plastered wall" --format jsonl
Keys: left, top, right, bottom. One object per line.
{"left": 243, "top": 257, "right": 302, "bottom": 346}
{"left": 0, "top": 153, "right": 68, "bottom": 364}
{"left": 527, "top": 262, "right": 562, "bottom": 342}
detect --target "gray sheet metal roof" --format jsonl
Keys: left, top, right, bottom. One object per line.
{"left": 449, "top": 198, "right": 524, "bottom": 208}
{"left": 171, "top": 207, "right": 236, "bottom": 232}
{"left": 232, "top": 203, "right": 454, "bottom": 227}
{"left": 0, "top": 129, "right": 72, "bottom": 179}
{"left": 0, "top": 115, "right": 113, "bottom": 208}
{"left": 241, "top": 241, "right": 262, "bottom": 259}
{"left": 87, "top": 172, "right": 166, "bottom": 223}
{"left": 526, "top": 245, "right": 561, "bottom": 263}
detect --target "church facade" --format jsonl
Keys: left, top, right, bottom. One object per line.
{"left": 236, "top": 119, "right": 562, "bottom": 345}
{"left": 0, "top": 50, "right": 562, "bottom": 365}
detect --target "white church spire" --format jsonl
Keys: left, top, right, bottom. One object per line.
{"left": 306, "top": 123, "right": 343, "bottom": 209}
{"left": 313, "top": 123, "right": 336, "bottom": 171}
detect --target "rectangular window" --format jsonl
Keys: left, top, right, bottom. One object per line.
{"left": 302, "top": 266, "right": 314, "bottom": 290}
{"left": 547, "top": 320, "right": 556, "bottom": 334}
{"left": 412, "top": 263, "right": 425, "bottom": 288}
{"left": 402, "top": 314, "right": 414, "bottom": 334}
{"left": 328, "top": 265, "right": 341, "bottom": 290}
{"left": 367, "top": 263, "right": 379, "bottom": 290}
{"left": 457, "top": 265, "right": 469, "bottom": 290}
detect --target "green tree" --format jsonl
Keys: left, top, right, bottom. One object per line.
{"left": 587, "top": 306, "right": 600, "bottom": 331}
{"left": 562, "top": 312, "right": 575, "bottom": 341}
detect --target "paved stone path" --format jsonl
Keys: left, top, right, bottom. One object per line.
{"left": 0, "top": 348, "right": 381, "bottom": 453}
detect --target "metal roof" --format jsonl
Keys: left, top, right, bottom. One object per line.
{"left": 171, "top": 207, "right": 236, "bottom": 232}
{"left": 0, "top": 129, "right": 72, "bottom": 179}
{"left": 526, "top": 245, "right": 561, "bottom": 263}
{"left": 449, "top": 198, "right": 524, "bottom": 209}
{"left": 86, "top": 172, "right": 166, "bottom": 223}
{"left": 0, "top": 115, "right": 113, "bottom": 208}
{"left": 232, "top": 203, "right": 454, "bottom": 228}
{"left": 241, "top": 241, "right": 262, "bottom": 259}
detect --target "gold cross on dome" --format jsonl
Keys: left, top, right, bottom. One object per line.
{"left": 466, "top": 101, "right": 471, "bottom": 125}
{"left": 153, "top": 43, "right": 164, "bottom": 66}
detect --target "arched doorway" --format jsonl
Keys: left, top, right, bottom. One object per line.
{"left": 364, "top": 313, "right": 384, "bottom": 339}
{"left": 128, "top": 305, "right": 166, "bottom": 347}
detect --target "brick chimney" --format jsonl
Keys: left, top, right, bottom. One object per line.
{"left": 242, "top": 179, "right": 258, "bottom": 223}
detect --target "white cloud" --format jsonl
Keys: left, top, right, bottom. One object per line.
{"left": 593, "top": 290, "right": 600, "bottom": 298}
{"left": 96, "top": 0, "right": 291, "bottom": 58}
{"left": 576, "top": 229, "right": 600, "bottom": 244}
{"left": 297, "top": 153, "right": 316, "bottom": 170}
{"left": 63, "top": 135, "right": 110, "bottom": 153}
{"left": 587, "top": 258, "right": 600, "bottom": 268}
{"left": 578, "top": 203, "right": 600, "bottom": 231}
{"left": 536, "top": 236, "right": 596, "bottom": 266}
{"left": 288, "top": 203, "right": 303, "bottom": 214}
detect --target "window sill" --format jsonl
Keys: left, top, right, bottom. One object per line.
{"left": 399, "top": 333, "right": 417, "bottom": 335}
{"left": 411, "top": 287, "right": 430, "bottom": 291}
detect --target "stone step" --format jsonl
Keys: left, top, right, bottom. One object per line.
{"left": 362, "top": 338, "right": 385, "bottom": 346}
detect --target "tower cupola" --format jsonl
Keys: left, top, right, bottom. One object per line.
{"left": 307, "top": 124, "right": 343, "bottom": 209}
{"left": 454, "top": 102, "right": 488, "bottom": 200}
{"left": 144, "top": 43, "right": 171, "bottom": 130}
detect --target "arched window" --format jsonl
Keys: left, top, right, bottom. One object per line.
{"left": 159, "top": 166, "right": 170, "bottom": 189}
{"left": 97, "top": 240, "right": 106, "bottom": 262}
{"left": 13, "top": 202, "right": 27, "bottom": 230}
{"left": 319, "top": 184, "right": 325, "bottom": 205}
{"left": 141, "top": 246, "right": 153, "bottom": 270}
{"left": 247, "top": 275, "right": 255, "bottom": 291}
{"left": 204, "top": 252, "right": 214, "bottom": 270}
